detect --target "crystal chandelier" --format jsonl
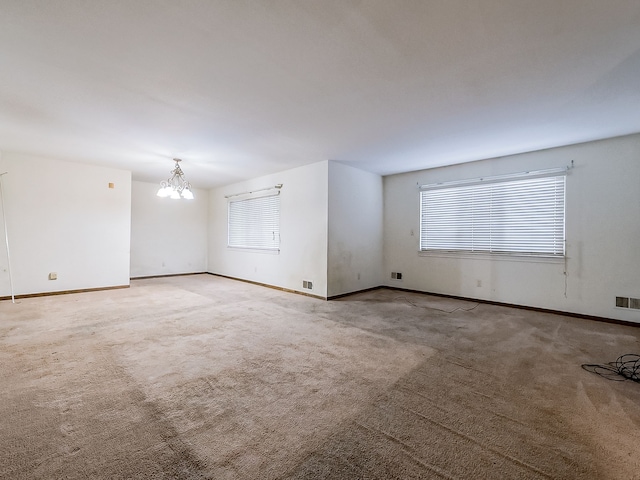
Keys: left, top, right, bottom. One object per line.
{"left": 156, "top": 158, "right": 194, "bottom": 199}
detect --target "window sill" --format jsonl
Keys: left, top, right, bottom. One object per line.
{"left": 227, "top": 247, "right": 280, "bottom": 255}
{"left": 418, "top": 251, "right": 565, "bottom": 263}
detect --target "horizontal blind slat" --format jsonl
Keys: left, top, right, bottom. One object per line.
{"left": 420, "top": 176, "right": 565, "bottom": 256}
{"left": 228, "top": 194, "right": 280, "bottom": 250}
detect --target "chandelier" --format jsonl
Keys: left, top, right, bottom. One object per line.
{"left": 156, "top": 158, "right": 194, "bottom": 199}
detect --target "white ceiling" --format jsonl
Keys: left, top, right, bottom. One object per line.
{"left": 1, "top": 1, "right": 639, "bottom": 188}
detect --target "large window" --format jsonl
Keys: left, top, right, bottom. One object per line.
{"left": 228, "top": 193, "right": 280, "bottom": 251}
{"left": 420, "top": 174, "right": 565, "bottom": 257}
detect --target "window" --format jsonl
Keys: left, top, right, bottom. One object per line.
{"left": 420, "top": 174, "right": 565, "bottom": 257}
{"left": 228, "top": 193, "right": 280, "bottom": 251}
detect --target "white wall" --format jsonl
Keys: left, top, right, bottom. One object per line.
{"left": 130, "top": 181, "right": 208, "bottom": 278}
{"left": 327, "top": 162, "right": 383, "bottom": 297}
{"left": 0, "top": 152, "right": 131, "bottom": 296}
{"left": 383, "top": 134, "right": 640, "bottom": 322}
{"left": 208, "top": 161, "right": 329, "bottom": 297}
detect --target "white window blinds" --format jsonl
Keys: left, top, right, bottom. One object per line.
{"left": 228, "top": 193, "right": 280, "bottom": 251}
{"left": 420, "top": 175, "right": 565, "bottom": 256}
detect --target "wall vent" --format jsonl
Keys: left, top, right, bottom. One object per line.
{"left": 616, "top": 296, "right": 630, "bottom": 308}
{"left": 630, "top": 298, "right": 640, "bottom": 310}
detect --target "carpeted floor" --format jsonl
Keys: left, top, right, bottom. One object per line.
{"left": 1, "top": 274, "right": 639, "bottom": 479}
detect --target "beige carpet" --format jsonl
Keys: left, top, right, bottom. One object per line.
{"left": 1, "top": 274, "right": 639, "bottom": 479}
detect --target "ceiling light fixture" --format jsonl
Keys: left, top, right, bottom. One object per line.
{"left": 156, "top": 158, "right": 194, "bottom": 200}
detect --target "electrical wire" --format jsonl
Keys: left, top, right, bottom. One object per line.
{"left": 582, "top": 354, "right": 640, "bottom": 382}
{"left": 563, "top": 250, "right": 568, "bottom": 299}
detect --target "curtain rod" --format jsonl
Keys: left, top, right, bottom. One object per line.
{"left": 225, "top": 183, "right": 283, "bottom": 199}
{"left": 418, "top": 162, "right": 573, "bottom": 190}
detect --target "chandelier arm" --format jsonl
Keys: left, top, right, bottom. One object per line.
{"left": 157, "top": 158, "right": 194, "bottom": 199}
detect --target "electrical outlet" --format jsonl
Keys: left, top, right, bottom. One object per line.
{"left": 477, "top": 280, "right": 482, "bottom": 287}
{"left": 391, "top": 272, "right": 403, "bottom": 280}
{"left": 303, "top": 280, "right": 308, "bottom": 289}
{"left": 48, "top": 272, "right": 57, "bottom": 280}
{"left": 307, "top": 281, "right": 313, "bottom": 289}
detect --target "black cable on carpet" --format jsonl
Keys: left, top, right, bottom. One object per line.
{"left": 582, "top": 354, "right": 640, "bottom": 382}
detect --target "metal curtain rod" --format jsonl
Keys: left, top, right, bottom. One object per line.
{"left": 225, "top": 184, "right": 283, "bottom": 199}
{"left": 418, "top": 163, "right": 573, "bottom": 190}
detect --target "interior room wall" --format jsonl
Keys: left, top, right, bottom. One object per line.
{"left": 327, "top": 161, "right": 383, "bottom": 297}
{"left": 130, "top": 181, "right": 208, "bottom": 278}
{"left": 0, "top": 152, "right": 131, "bottom": 296}
{"left": 383, "top": 134, "right": 640, "bottom": 323}
{"left": 208, "top": 161, "right": 329, "bottom": 297}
